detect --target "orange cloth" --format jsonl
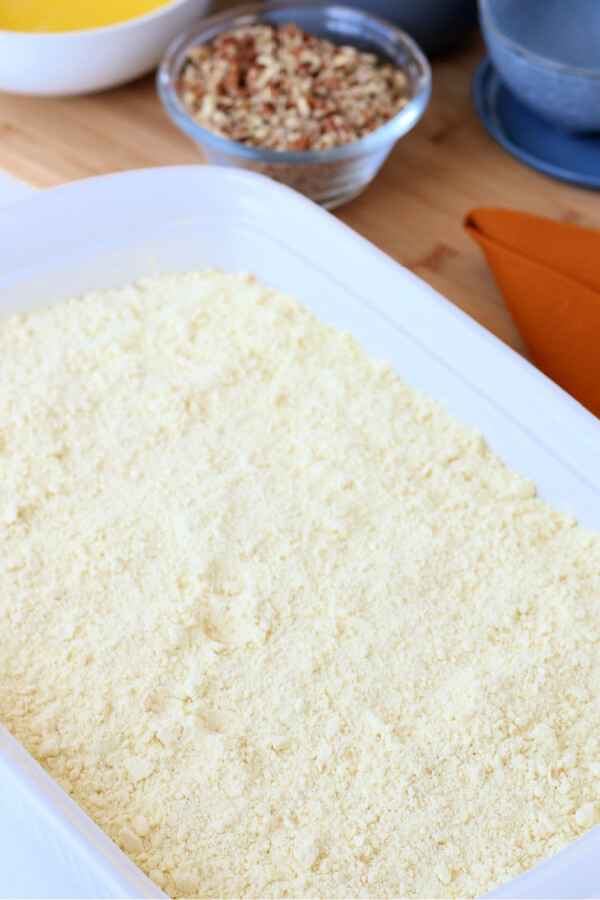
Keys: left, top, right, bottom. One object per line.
{"left": 464, "top": 208, "right": 600, "bottom": 418}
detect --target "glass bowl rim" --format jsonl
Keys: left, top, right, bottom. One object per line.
{"left": 478, "top": 0, "right": 600, "bottom": 80}
{"left": 157, "top": 0, "right": 432, "bottom": 165}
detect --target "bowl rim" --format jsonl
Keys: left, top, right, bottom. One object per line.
{"left": 478, "top": 0, "right": 600, "bottom": 79}
{"left": 0, "top": 0, "right": 194, "bottom": 38}
{"left": 157, "top": 0, "right": 432, "bottom": 165}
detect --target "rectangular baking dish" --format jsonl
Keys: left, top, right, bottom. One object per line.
{"left": 0, "top": 166, "right": 599, "bottom": 899}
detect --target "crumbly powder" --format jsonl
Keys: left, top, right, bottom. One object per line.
{"left": 1, "top": 270, "right": 600, "bottom": 899}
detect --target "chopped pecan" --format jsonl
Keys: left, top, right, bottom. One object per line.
{"left": 178, "top": 23, "right": 410, "bottom": 152}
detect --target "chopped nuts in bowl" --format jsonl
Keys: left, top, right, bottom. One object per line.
{"left": 179, "top": 23, "right": 411, "bottom": 152}
{"left": 157, "top": 2, "right": 431, "bottom": 208}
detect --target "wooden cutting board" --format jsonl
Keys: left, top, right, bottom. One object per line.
{"left": 0, "top": 4, "right": 598, "bottom": 358}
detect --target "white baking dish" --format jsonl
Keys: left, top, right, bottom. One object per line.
{"left": 0, "top": 166, "right": 598, "bottom": 899}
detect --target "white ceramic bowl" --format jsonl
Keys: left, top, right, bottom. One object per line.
{"left": 0, "top": 0, "right": 213, "bottom": 96}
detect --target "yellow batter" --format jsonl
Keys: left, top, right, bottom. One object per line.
{"left": 0, "top": 0, "right": 173, "bottom": 32}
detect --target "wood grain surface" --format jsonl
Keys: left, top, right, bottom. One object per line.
{"left": 0, "top": 6, "right": 598, "bottom": 359}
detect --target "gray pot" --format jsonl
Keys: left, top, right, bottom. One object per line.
{"left": 262, "top": 0, "right": 478, "bottom": 54}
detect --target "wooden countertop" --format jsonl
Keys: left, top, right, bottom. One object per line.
{"left": 0, "top": 17, "right": 598, "bottom": 360}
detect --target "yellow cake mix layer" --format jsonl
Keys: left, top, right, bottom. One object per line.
{"left": 1, "top": 270, "right": 600, "bottom": 899}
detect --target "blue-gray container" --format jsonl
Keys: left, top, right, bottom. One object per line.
{"left": 262, "top": 0, "right": 478, "bottom": 54}
{"left": 480, "top": 0, "right": 600, "bottom": 134}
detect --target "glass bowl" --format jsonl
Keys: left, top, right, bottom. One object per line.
{"left": 157, "top": 1, "right": 431, "bottom": 208}
{"left": 479, "top": 0, "right": 600, "bottom": 133}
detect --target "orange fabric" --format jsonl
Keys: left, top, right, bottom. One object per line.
{"left": 465, "top": 208, "right": 600, "bottom": 418}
